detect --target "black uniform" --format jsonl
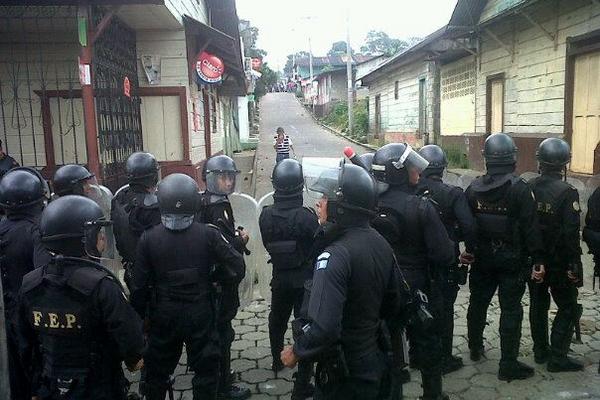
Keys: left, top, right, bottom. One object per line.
{"left": 259, "top": 194, "right": 319, "bottom": 362}
{"left": 111, "top": 185, "right": 161, "bottom": 287}
{"left": 131, "top": 221, "right": 245, "bottom": 399}
{"left": 465, "top": 174, "right": 545, "bottom": 368}
{"left": 418, "top": 176, "right": 477, "bottom": 364}
{"left": 374, "top": 186, "right": 454, "bottom": 394}
{"left": 0, "top": 153, "right": 19, "bottom": 180}
{"left": 584, "top": 186, "right": 600, "bottom": 276}
{"left": 197, "top": 195, "right": 248, "bottom": 393}
{"left": 1, "top": 210, "right": 50, "bottom": 400}
{"left": 294, "top": 225, "right": 403, "bottom": 400}
{"left": 528, "top": 173, "right": 582, "bottom": 363}
{"left": 17, "top": 257, "right": 144, "bottom": 400}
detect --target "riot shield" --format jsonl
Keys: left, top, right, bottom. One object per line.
{"left": 256, "top": 190, "right": 316, "bottom": 301}
{"left": 0, "top": 278, "right": 10, "bottom": 399}
{"left": 90, "top": 185, "right": 121, "bottom": 276}
{"left": 229, "top": 192, "right": 261, "bottom": 306}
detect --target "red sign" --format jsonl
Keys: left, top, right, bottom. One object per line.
{"left": 195, "top": 51, "right": 224, "bottom": 84}
{"left": 123, "top": 76, "right": 131, "bottom": 98}
{"left": 251, "top": 57, "right": 262, "bottom": 71}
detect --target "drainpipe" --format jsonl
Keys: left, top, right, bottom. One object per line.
{"left": 78, "top": 5, "right": 101, "bottom": 180}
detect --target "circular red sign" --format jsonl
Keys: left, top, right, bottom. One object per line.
{"left": 196, "top": 51, "right": 224, "bottom": 84}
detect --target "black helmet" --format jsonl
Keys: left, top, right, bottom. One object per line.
{"left": 358, "top": 153, "right": 375, "bottom": 172}
{"left": 40, "top": 195, "right": 110, "bottom": 257}
{"left": 482, "top": 133, "right": 517, "bottom": 166}
{"left": 0, "top": 167, "right": 48, "bottom": 210}
{"left": 419, "top": 145, "right": 448, "bottom": 177}
{"left": 126, "top": 152, "right": 160, "bottom": 187}
{"left": 52, "top": 164, "right": 94, "bottom": 196}
{"left": 337, "top": 163, "right": 377, "bottom": 215}
{"left": 272, "top": 158, "right": 304, "bottom": 194}
{"left": 157, "top": 173, "right": 199, "bottom": 231}
{"left": 536, "top": 138, "right": 570, "bottom": 171}
{"left": 372, "top": 143, "right": 429, "bottom": 185}
{"left": 203, "top": 155, "right": 240, "bottom": 195}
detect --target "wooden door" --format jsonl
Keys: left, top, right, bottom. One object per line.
{"left": 489, "top": 79, "right": 504, "bottom": 133}
{"left": 571, "top": 51, "right": 600, "bottom": 174}
{"left": 374, "top": 94, "right": 381, "bottom": 139}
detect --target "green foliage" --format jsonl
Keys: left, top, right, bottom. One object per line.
{"left": 284, "top": 51, "right": 310, "bottom": 76}
{"left": 360, "top": 30, "right": 422, "bottom": 56}
{"left": 442, "top": 144, "right": 470, "bottom": 169}
{"left": 327, "top": 41, "right": 353, "bottom": 56}
{"left": 255, "top": 63, "right": 279, "bottom": 100}
{"left": 322, "top": 100, "right": 369, "bottom": 139}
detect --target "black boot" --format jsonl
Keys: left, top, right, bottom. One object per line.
{"left": 420, "top": 373, "right": 449, "bottom": 400}
{"left": 469, "top": 346, "right": 485, "bottom": 362}
{"left": 498, "top": 361, "right": 534, "bottom": 381}
{"left": 534, "top": 348, "right": 549, "bottom": 364}
{"left": 547, "top": 356, "right": 584, "bottom": 372}
{"left": 291, "top": 380, "right": 314, "bottom": 400}
{"left": 442, "top": 355, "right": 464, "bottom": 375}
{"left": 218, "top": 384, "right": 252, "bottom": 400}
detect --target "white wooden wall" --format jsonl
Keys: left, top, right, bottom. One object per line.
{"left": 475, "top": 0, "right": 600, "bottom": 136}
{"left": 165, "top": 0, "right": 209, "bottom": 25}
{"left": 367, "top": 60, "right": 434, "bottom": 135}
{"left": 441, "top": 56, "right": 477, "bottom": 136}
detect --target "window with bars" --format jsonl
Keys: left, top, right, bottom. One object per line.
{"left": 441, "top": 62, "right": 476, "bottom": 100}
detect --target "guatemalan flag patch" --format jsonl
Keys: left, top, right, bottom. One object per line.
{"left": 316, "top": 252, "right": 330, "bottom": 270}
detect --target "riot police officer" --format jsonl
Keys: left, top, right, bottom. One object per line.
{"left": 418, "top": 144, "right": 477, "bottom": 374}
{"left": 198, "top": 155, "right": 251, "bottom": 400}
{"left": 0, "top": 139, "right": 20, "bottom": 180}
{"left": 259, "top": 159, "right": 319, "bottom": 399}
{"left": 583, "top": 182, "right": 600, "bottom": 374}
{"left": 465, "top": 133, "right": 545, "bottom": 381}
{"left": 130, "top": 173, "right": 246, "bottom": 400}
{"left": 52, "top": 164, "right": 96, "bottom": 197}
{"left": 0, "top": 168, "right": 51, "bottom": 400}
{"left": 111, "top": 152, "right": 161, "bottom": 288}
{"left": 528, "top": 138, "right": 583, "bottom": 372}
{"left": 281, "top": 162, "right": 406, "bottom": 400}
{"left": 371, "top": 143, "right": 454, "bottom": 400}
{"left": 17, "top": 195, "right": 145, "bottom": 399}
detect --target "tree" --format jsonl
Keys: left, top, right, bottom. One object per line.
{"left": 360, "top": 30, "right": 416, "bottom": 56}
{"left": 255, "top": 62, "right": 279, "bottom": 99}
{"left": 239, "top": 19, "right": 268, "bottom": 59}
{"left": 327, "top": 41, "right": 353, "bottom": 56}
{"left": 283, "top": 51, "right": 310, "bottom": 77}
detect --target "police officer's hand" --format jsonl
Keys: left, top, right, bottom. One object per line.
{"left": 459, "top": 252, "right": 475, "bottom": 265}
{"left": 281, "top": 345, "right": 298, "bottom": 368}
{"left": 127, "top": 358, "right": 144, "bottom": 372}
{"left": 567, "top": 270, "right": 581, "bottom": 284}
{"left": 531, "top": 264, "right": 545, "bottom": 283}
{"left": 238, "top": 228, "right": 250, "bottom": 245}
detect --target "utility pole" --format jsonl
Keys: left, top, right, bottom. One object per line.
{"left": 346, "top": 9, "right": 354, "bottom": 136}
{"left": 0, "top": 278, "right": 10, "bottom": 399}
{"left": 309, "top": 36, "right": 314, "bottom": 111}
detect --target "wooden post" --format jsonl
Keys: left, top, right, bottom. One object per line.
{"left": 78, "top": 6, "right": 102, "bottom": 180}
{"left": 0, "top": 278, "right": 10, "bottom": 400}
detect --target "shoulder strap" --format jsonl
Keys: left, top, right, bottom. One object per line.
{"left": 67, "top": 266, "right": 110, "bottom": 296}
{"left": 20, "top": 267, "right": 45, "bottom": 294}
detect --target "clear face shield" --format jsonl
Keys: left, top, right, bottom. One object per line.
{"left": 302, "top": 157, "right": 343, "bottom": 200}
{"left": 206, "top": 171, "right": 239, "bottom": 196}
{"left": 161, "top": 214, "right": 195, "bottom": 231}
{"left": 83, "top": 219, "right": 113, "bottom": 258}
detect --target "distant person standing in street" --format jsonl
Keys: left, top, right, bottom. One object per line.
{"left": 274, "top": 127, "right": 295, "bottom": 163}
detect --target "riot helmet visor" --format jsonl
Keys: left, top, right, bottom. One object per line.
{"left": 302, "top": 157, "right": 343, "bottom": 199}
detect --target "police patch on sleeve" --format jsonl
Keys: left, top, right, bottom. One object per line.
{"left": 573, "top": 201, "right": 580, "bottom": 212}
{"left": 316, "top": 252, "right": 330, "bottom": 270}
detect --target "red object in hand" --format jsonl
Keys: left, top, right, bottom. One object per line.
{"left": 344, "top": 146, "right": 368, "bottom": 170}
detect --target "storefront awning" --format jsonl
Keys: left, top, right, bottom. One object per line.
{"left": 183, "top": 15, "right": 246, "bottom": 96}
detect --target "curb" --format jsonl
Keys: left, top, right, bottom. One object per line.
{"left": 295, "top": 96, "right": 379, "bottom": 152}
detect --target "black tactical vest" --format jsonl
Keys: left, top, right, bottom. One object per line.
{"left": 20, "top": 261, "right": 110, "bottom": 381}
{"left": 420, "top": 178, "right": 460, "bottom": 241}
{"left": 529, "top": 175, "right": 572, "bottom": 253}
{"left": 374, "top": 190, "right": 428, "bottom": 269}
{"left": 261, "top": 206, "right": 308, "bottom": 271}
{"left": 469, "top": 176, "right": 521, "bottom": 243}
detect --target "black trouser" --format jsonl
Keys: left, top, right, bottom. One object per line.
{"left": 440, "top": 270, "right": 460, "bottom": 360}
{"left": 401, "top": 269, "right": 444, "bottom": 397}
{"left": 37, "top": 369, "right": 127, "bottom": 400}
{"left": 217, "top": 285, "right": 240, "bottom": 393}
{"left": 5, "top": 309, "right": 30, "bottom": 400}
{"left": 145, "top": 300, "right": 219, "bottom": 400}
{"left": 270, "top": 286, "right": 312, "bottom": 386}
{"left": 467, "top": 253, "right": 526, "bottom": 366}
{"left": 528, "top": 274, "right": 578, "bottom": 360}
{"left": 315, "top": 351, "right": 384, "bottom": 400}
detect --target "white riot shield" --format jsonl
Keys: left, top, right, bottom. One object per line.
{"left": 256, "top": 190, "right": 316, "bottom": 301}
{"left": 0, "top": 279, "right": 9, "bottom": 399}
{"left": 229, "top": 192, "right": 261, "bottom": 306}
{"left": 93, "top": 185, "right": 121, "bottom": 276}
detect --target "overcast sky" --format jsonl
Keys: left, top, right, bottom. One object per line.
{"left": 235, "top": 0, "right": 459, "bottom": 71}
